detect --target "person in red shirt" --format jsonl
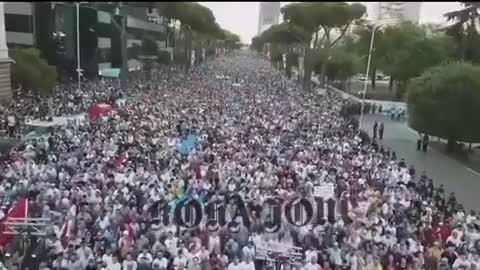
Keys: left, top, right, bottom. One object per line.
{"left": 438, "top": 221, "right": 453, "bottom": 244}
{"left": 422, "top": 225, "right": 438, "bottom": 247}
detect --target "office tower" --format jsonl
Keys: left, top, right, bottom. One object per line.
{"left": 376, "top": 2, "right": 422, "bottom": 26}
{"left": 257, "top": 2, "right": 280, "bottom": 34}
{"left": 0, "top": 2, "right": 12, "bottom": 102}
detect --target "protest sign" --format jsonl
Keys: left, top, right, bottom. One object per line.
{"left": 313, "top": 183, "right": 335, "bottom": 199}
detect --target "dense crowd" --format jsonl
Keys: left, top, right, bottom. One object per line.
{"left": 0, "top": 51, "right": 479, "bottom": 270}
{"left": 0, "top": 68, "right": 149, "bottom": 137}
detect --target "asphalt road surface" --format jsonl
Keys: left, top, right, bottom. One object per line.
{"left": 360, "top": 114, "right": 480, "bottom": 212}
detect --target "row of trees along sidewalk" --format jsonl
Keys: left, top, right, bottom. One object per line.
{"left": 252, "top": 2, "right": 480, "bottom": 153}
{"left": 156, "top": 2, "right": 241, "bottom": 75}
{"left": 9, "top": 2, "right": 241, "bottom": 96}
{"left": 252, "top": 2, "right": 366, "bottom": 90}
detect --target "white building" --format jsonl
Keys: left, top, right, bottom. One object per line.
{"left": 375, "top": 2, "right": 422, "bottom": 26}
{"left": 257, "top": 2, "right": 281, "bottom": 34}
{"left": 0, "top": 2, "right": 12, "bottom": 102}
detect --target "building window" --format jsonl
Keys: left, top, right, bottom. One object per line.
{"left": 5, "top": 14, "right": 33, "bottom": 33}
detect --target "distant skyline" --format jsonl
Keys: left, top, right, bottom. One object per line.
{"left": 199, "top": 2, "right": 463, "bottom": 43}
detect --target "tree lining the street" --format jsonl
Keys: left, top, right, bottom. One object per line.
{"left": 407, "top": 62, "right": 480, "bottom": 152}
{"left": 280, "top": 2, "right": 367, "bottom": 90}
{"left": 254, "top": 23, "right": 310, "bottom": 78}
{"left": 444, "top": 2, "right": 480, "bottom": 63}
{"left": 156, "top": 2, "right": 241, "bottom": 68}
{"left": 10, "top": 48, "right": 58, "bottom": 96}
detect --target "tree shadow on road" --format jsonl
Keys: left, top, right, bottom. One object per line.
{"left": 430, "top": 141, "right": 480, "bottom": 175}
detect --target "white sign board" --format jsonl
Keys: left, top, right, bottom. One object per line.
{"left": 313, "top": 183, "right": 334, "bottom": 199}
{"left": 254, "top": 239, "right": 303, "bottom": 261}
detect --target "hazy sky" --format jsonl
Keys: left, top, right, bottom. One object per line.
{"left": 200, "top": 2, "right": 463, "bottom": 43}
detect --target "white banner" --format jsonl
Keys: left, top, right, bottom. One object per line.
{"left": 313, "top": 183, "right": 335, "bottom": 199}
{"left": 255, "top": 239, "right": 303, "bottom": 262}
{"left": 282, "top": 53, "right": 286, "bottom": 69}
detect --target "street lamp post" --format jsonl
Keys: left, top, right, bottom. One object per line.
{"left": 358, "top": 24, "right": 381, "bottom": 131}
{"left": 75, "top": 2, "right": 88, "bottom": 92}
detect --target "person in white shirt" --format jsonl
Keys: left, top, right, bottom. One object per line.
{"left": 137, "top": 248, "right": 154, "bottom": 266}
{"left": 173, "top": 250, "right": 188, "bottom": 270}
{"left": 239, "top": 256, "right": 255, "bottom": 270}
{"left": 7, "top": 114, "right": 15, "bottom": 137}
{"left": 446, "top": 231, "right": 462, "bottom": 247}
{"left": 452, "top": 254, "right": 470, "bottom": 269}
{"left": 241, "top": 242, "right": 255, "bottom": 260}
{"left": 328, "top": 242, "right": 343, "bottom": 267}
{"left": 228, "top": 257, "right": 241, "bottom": 270}
{"left": 303, "top": 257, "right": 321, "bottom": 270}
{"left": 122, "top": 254, "right": 138, "bottom": 270}
{"left": 102, "top": 249, "right": 114, "bottom": 266}
{"left": 187, "top": 256, "right": 202, "bottom": 270}
{"left": 209, "top": 233, "right": 221, "bottom": 255}
{"left": 305, "top": 247, "right": 318, "bottom": 263}
{"left": 165, "top": 231, "right": 179, "bottom": 257}
{"left": 152, "top": 252, "right": 169, "bottom": 270}
{"left": 108, "top": 256, "right": 122, "bottom": 270}
{"left": 469, "top": 253, "right": 480, "bottom": 270}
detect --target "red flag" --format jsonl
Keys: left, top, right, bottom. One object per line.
{"left": 127, "top": 222, "right": 136, "bottom": 242}
{"left": 60, "top": 219, "right": 74, "bottom": 247}
{"left": 88, "top": 103, "right": 114, "bottom": 121}
{"left": 111, "top": 153, "right": 128, "bottom": 168}
{"left": 0, "top": 198, "right": 29, "bottom": 247}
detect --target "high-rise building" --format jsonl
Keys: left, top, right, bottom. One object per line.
{"left": 257, "top": 2, "right": 280, "bottom": 34}
{"left": 375, "top": 2, "right": 422, "bottom": 26}
{"left": 1, "top": 2, "right": 167, "bottom": 82}
{"left": 0, "top": 2, "right": 12, "bottom": 102}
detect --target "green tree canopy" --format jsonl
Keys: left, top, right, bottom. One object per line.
{"left": 374, "top": 22, "right": 454, "bottom": 98}
{"left": 281, "top": 2, "right": 366, "bottom": 89}
{"left": 281, "top": 2, "right": 367, "bottom": 48}
{"left": 157, "top": 2, "right": 217, "bottom": 36}
{"left": 222, "top": 29, "right": 241, "bottom": 49}
{"left": 261, "top": 23, "right": 310, "bottom": 45}
{"left": 157, "top": 1, "right": 240, "bottom": 62}
{"left": 407, "top": 62, "right": 480, "bottom": 147}
{"left": 10, "top": 48, "right": 57, "bottom": 96}
{"left": 444, "top": 2, "right": 480, "bottom": 62}
{"left": 258, "top": 23, "right": 309, "bottom": 77}
{"left": 312, "top": 48, "right": 361, "bottom": 82}
{"left": 251, "top": 36, "right": 265, "bottom": 52}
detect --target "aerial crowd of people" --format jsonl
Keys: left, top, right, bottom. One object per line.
{"left": 0, "top": 51, "right": 479, "bottom": 270}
